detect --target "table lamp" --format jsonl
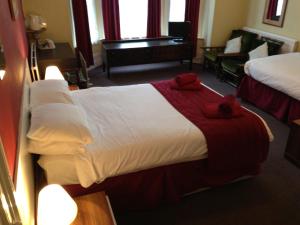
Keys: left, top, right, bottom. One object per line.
{"left": 38, "top": 184, "right": 77, "bottom": 225}
{"left": 0, "top": 69, "right": 5, "bottom": 80}
{"left": 45, "top": 66, "right": 65, "bottom": 80}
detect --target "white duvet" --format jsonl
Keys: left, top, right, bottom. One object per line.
{"left": 244, "top": 52, "right": 300, "bottom": 101}
{"left": 39, "top": 84, "right": 273, "bottom": 188}
{"left": 42, "top": 84, "right": 208, "bottom": 187}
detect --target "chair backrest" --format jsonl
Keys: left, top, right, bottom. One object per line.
{"left": 78, "top": 51, "right": 89, "bottom": 88}
{"left": 230, "top": 30, "right": 258, "bottom": 53}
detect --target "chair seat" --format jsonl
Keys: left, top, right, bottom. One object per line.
{"left": 204, "top": 51, "right": 218, "bottom": 62}
{"left": 221, "top": 59, "right": 245, "bottom": 74}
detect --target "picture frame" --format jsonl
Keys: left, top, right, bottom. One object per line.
{"left": 8, "top": 0, "right": 19, "bottom": 20}
{"left": 0, "top": 137, "right": 21, "bottom": 225}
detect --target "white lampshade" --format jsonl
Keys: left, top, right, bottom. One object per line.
{"left": 0, "top": 69, "right": 5, "bottom": 80}
{"left": 45, "top": 66, "right": 65, "bottom": 80}
{"left": 38, "top": 184, "right": 77, "bottom": 225}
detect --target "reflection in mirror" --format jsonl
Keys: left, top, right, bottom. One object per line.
{"left": 0, "top": 35, "right": 5, "bottom": 80}
{"left": 263, "top": 0, "right": 288, "bottom": 27}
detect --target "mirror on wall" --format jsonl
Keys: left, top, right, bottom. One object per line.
{"left": 263, "top": 0, "right": 288, "bottom": 27}
{"left": 0, "top": 35, "right": 5, "bottom": 80}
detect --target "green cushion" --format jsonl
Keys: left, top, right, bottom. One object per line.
{"left": 230, "top": 29, "right": 244, "bottom": 39}
{"left": 204, "top": 51, "right": 218, "bottom": 62}
{"left": 229, "top": 30, "right": 258, "bottom": 53}
{"left": 261, "top": 37, "right": 284, "bottom": 55}
{"left": 241, "top": 32, "right": 258, "bottom": 53}
{"left": 222, "top": 59, "right": 244, "bottom": 74}
{"left": 250, "top": 39, "right": 266, "bottom": 51}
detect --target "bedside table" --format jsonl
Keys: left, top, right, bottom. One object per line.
{"left": 69, "top": 84, "right": 79, "bottom": 91}
{"left": 285, "top": 119, "right": 300, "bottom": 168}
{"left": 71, "top": 192, "right": 117, "bottom": 225}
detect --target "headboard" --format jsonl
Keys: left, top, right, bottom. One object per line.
{"left": 15, "top": 61, "right": 35, "bottom": 225}
{"left": 243, "top": 27, "right": 298, "bottom": 53}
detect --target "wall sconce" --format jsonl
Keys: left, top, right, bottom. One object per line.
{"left": 38, "top": 184, "right": 77, "bottom": 225}
{"left": 45, "top": 66, "right": 65, "bottom": 80}
{"left": 0, "top": 69, "right": 5, "bottom": 80}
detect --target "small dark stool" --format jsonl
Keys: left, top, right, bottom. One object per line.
{"left": 285, "top": 119, "right": 300, "bottom": 168}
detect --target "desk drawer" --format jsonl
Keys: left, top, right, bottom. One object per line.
{"left": 108, "top": 48, "right": 152, "bottom": 66}
{"left": 152, "top": 45, "right": 192, "bottom": 61}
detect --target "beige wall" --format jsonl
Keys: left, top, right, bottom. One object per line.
{"left": 210, "top": 0, "right": 250, "bottom": 46}
{"left": 23, "top": 0, "right": 73, "bottom": 46}
{"left": 247, "top": 0, "right": 300, "bottom": 51}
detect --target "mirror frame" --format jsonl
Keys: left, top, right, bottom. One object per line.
{"left": 263, "top": 0, "right": 289, "bottom": 27}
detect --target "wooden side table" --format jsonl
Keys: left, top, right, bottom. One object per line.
{"left": 71, "top": 192, "right": 117, "bottom": 225}
{"left": 37, "top": 43, "right": 80, "bottom": 80}
{"left": 69, "top": 84, "right": 80, "bottom": 91}
{"left": 285, "top": 119, "right": 300, "bottom": 167}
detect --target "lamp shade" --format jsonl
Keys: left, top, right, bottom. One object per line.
{"left": 38, "top": 184, "right": 77, "bottom": 225}
{"left": 0, "top": 69, "right": 5, "bottom": 80}
{"left": 45, "top": 66, "right": 65, "bottom": 80}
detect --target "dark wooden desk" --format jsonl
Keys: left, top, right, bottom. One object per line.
{"left": 37, "top": 42, "right": 79, "bottom": 79}
{"left": 102, "top": 38, "right": 193, "bottom": 78}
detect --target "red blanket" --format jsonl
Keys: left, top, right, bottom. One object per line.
{"left": 152, "top": 80, "right": 270, "bottom": 185}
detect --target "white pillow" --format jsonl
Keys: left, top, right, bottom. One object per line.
{"left": 249, "top": 42, "right": 268, "bottom": 61}
{"left": 30, "top": 80, "right": 73, "bottom": 109}
{"left": 224, "top": 36, "right": 242, "bottom": 54}
{"left": 27, "top": 103, "right": 93, "bottom": 144}
{"left": 28, "top": 140, "right": 86, "bottom": 155}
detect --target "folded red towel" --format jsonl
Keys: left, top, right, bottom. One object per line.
{"left": 202, "top": 95, "right": 242, "bottom": 118}
{"left": 175, "top": 73, "right": 198, "bottom": 86}
{"left": 171, "top": 81, "right": 202, "bottom": 91}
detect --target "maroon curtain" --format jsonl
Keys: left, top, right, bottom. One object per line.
{"left": 185, "top": 0, "right": 200, "bottom": 56}
{"left": 147, "top": 0, "right": 161, "bottom": 38}
{"left": 102, "top": 0, "right": 121, "bottom": 40}
{"left": 72, "top": 0, "right": 94, "bottom": 66}
{"left": 267, "top": 0, "right": 278, "bottom": 19}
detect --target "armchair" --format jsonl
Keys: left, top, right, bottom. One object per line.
{"left": 220, "top": 37, "right": 283, "bottom": 87}
{"left": 202, "top": 29, "right": 257, "bottom": 77}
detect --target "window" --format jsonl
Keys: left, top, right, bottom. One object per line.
{"left": 86, "top": 0, "right": 104, "bottom": 44}
{"left": 169, "top": 0, "right": 186, "bottom": 22}
{"left": 276, "top": 0, "right": 284, "bottom": 16}
{"left": 119, "top": 0, "right": 148, "bottom": 39}
{"left": 71, "top": 0, "right": 104, "bottom": 46}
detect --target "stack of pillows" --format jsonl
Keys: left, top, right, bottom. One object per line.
{"left": 27, "top": 79, "right": 93, "bottom": 155}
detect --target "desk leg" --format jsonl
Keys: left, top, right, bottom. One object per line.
{"left": 102, "top": 63, "right": 106, "bottom": 72}
{"left": 107, "top": 66, "right": 111, "bottom": 79}
{"left": 189, "top": 59, "right": 193, "bottom": 70}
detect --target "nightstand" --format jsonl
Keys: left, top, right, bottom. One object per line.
{"left": 285, "top": 119, "right": 300, "bottom": 168}
{"left": 69, "top": 84, "right": 79, "bottom": 91}
{"left": 71, "top": 192, "right": 117, "bottom": 225}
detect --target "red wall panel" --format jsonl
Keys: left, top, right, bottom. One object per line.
{"left": 0, "top": 0, "right": 28, "bottom": 178}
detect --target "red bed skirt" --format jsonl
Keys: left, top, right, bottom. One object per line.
{"left": 237, "top": 76, "right": 300, "bottom": 123}
{"left": 64, "top": 158, "right": 259, "bottom": 211}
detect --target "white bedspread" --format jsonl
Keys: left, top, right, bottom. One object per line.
{"left": 38, "top": 84, "right": 273, "bottom": 187}
{"left": 68, "top": 84, "right": 207, "bottom": 187}
{"left": 244, "top": 53, "right": 300, "bottom": 101}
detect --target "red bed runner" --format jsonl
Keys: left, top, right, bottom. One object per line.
{"left": 152, "top": 80, "right": 270, "bottom": 182}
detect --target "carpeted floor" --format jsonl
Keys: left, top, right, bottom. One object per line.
{"left": 89, "top": 62, "right": 300, "bottom": 225}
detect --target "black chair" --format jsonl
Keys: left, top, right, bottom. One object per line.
{"left": 220, "top": 37, "right": 283, "bottom": 87}
{"left": 202, "top": 29, "right": 257, "bottom": 77}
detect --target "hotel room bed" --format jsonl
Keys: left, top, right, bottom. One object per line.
{"left": 29, "top": 78, "right": 273, "bottom": 210}
{"left": 237, "top": 52, "right": 300, "bottom": 122}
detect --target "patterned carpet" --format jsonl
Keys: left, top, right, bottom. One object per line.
{"left": 89, "top": 62, "right": 300, "bottom": 225}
